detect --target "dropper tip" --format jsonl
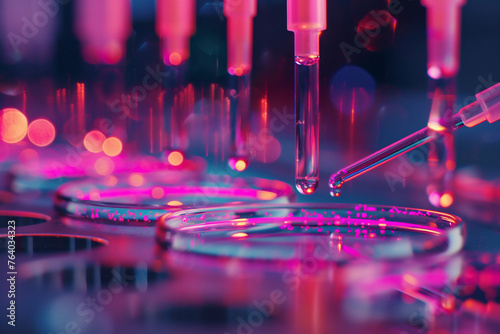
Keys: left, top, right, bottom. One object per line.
{"left": 329, "top": 173, "right": 344, "bottom": 188}
{"left": 328, "top": 173, "right": 344, "bottom": 197}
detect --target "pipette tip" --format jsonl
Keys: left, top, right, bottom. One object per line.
{"left": 427, "top": 190, "right": 454, "bottom": 208}
{"left": 328, "top": 172, "right": 344, "bottom": 197}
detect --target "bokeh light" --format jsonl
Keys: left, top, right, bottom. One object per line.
{"left": 0, "top": 108, "right": 28, "bottom": 143}
{"left": 255, "top": 135, "right": 281, "bottom": 163}
{"left": 102, "top": 137, "right": 123, "bottom": 157}
{"left": 151, "top": 187, "right": 165, "bottom": 199}
{"left": 440, "top": 193, "right": 454, "bottom": 208}
{"left": 228, "top": 67, "right": 245, "bottom": 76}
{"left": 428, "top": 191, "right": 454, "bottom": 208}
{"left": 235, "top": 159, "right": 247, "bottom": 172}
{"left": 357, "top": 10, "right": 397, "bottom": 52}
{"left": 28, "top": 119, "right": 56, "bottom": 147}
{"left": 94, "top": 156, "right": 114, "bottom": 176}
{"left": 169, "top": 52, "right": 182, "bottom": 66}
{"left": 427, "top": 66, "right": 442, "bottom": 80}
{"left": 256, "top": 190, "right": 277, "bottom": 201}
{"left": 84, "top": 130, "right": 106, "bottom": 153}
{"left": 330, "top": 66, "right": 376, "bottom": 114}
{"left": 231, "top": 232, "right": 248, "bottom": 238}
{"left": 129, "top": 173, "right": 145, "bottom": 187}
{"left": 167, "top": 200, "right": 183, "bottom": 206}
{"left": 428, "top": 191, "right": 440, "bottom": 207}
{"left": 167, "top": 151, "right": 184, "bottom": 166}
{"left": 104, "top": 175, "right": 118, "bottom": 187}
{"left": 234, "top": 68, "right": 244, "bottom": 76}
{"left": 228, "top": 157, "right": 249, "bottom": 172}
{"left": 19, "top": 148, "right": 39, "bottom": 164}
{"left": 89, "top": 191, "right": 101, "bottom": 201}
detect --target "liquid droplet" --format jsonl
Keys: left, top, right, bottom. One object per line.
{"left": 295, "top": 177, "right": 318, "bottom": 195}
{"left": 330, "top": 189, "right": 342, "bottom": 197}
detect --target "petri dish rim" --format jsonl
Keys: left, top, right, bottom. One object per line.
{"left": 0, "top": 210, "right": 51, "bottom": 228}
{"left": 0, "top": 233, "right": 109, "bottom": 255}
{"left": 55, "top": 175, "right": 296, "bottom": 224}
{"left": 156, "top": 203, "right": 465, "bottom": 262}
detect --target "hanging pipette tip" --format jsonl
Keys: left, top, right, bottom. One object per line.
{"left": 329, "top": 172, "right": 344, "bottom": 197}
{"left": 421, "top": 0, "right": 466, "bottom": 80}
{"left": 75, "top": 0, "right": 132, "bottom": 64}
{"left": 288, "top": 0, "right": 326, "bottom": 194}
{"left": 156, "top": 0, "right": 195, "bottom": 67}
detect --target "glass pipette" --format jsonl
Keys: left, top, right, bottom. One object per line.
{"left": 224, "top": 0, "right": 256, "bottom": 172}
{"left": 329, "top": 82, "right": 500, "bottom": 197}
{"left": 287, "top": 0, "right": 326, "bottom": 194}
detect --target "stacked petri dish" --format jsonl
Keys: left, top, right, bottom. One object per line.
{"left": 55, "top": 174, "right": 296, "bottom": 226}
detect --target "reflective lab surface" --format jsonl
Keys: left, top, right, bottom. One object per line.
{"left": 1, "top": 155, "right": 499, "bottom": 334}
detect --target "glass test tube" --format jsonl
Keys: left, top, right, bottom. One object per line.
{"left": 295, "top": 56, "right": 320, "bottom": 194}
{"left": 287, "top": 0, "right": 326, "bottom": 194}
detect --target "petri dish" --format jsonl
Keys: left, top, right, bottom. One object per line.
{"left": 9, "top": 150, "right": 206, "bottom": 194}
{"left": 156, "top": 203, "right": 465, "bottom": 261}
{"left": 55, "top": 174, "right": 295, "bottom": 225}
